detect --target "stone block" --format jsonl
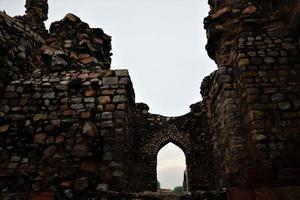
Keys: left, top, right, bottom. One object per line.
{"left": 113, "top": 95, "right": 127, "bottom": 103}
{"left": 0, "top": 124, "right": 10, "bottom": 133}
{"left": 83, "top": 121, "right": 99, "bottom": 137}
{"left": 115, "top": 69, "right": 129, "bottom": 76}
{"left": 238, "top": 58, "right": 250, "bottom": 67}
{"left": 98, "top": 96, "right": 111, "bottom": 104}
{"left": 42, "top": 92, "right": 55, "bottom": 99}
{"left": 103, "top": 77, "right": 118, "bottom": 85}
{"left": 81, "top": 160, "right": 97, "bottom": 173}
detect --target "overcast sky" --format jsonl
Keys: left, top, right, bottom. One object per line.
{"left": 0, "top": 0, "right": 216, "bottom": 190}
{"left": 157, "top": 143, "right": 185, "bottom": 189}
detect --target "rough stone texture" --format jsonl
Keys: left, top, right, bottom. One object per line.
{"left": 0, "top": 69, "right": 135, "bottom": 195}
{"left": 204, "top": 0, "right": 300, "bottom": 193}
{"left": 0, "top": 11, "right": 45, "bottom": 98}
{"left": 44, "top": 13, "right": 112, "bottom": 72}
{"left": 0, "top": 0, "right": 112, "bottom": 99}
{"left": 0, "top": 0, "right": 300, "bottom": 199}
{"left": 128, "top": 102, "right": 213, "bottom": 192}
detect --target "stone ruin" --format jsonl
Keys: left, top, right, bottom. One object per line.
{"left": 0, "top": 0, "right": 300, "bottom": 199}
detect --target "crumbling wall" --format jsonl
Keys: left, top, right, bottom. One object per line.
{"left": 43, "top": 13, "right": 111, "bottom": 72}
{"left": 0, "top": 2, "right": 134, "bottom": 197}
{"left": 0, "top": 68, "right": 135, "bottom": 197}
{"left": 0, "top": 0, "right": 49, "bottom": 97}
{"left": 204, "top": 0, "right": 300, "bottom": 192}
{"left": 0, "top": 12, "right": 45, "bottom": 97}
{"left": 128, "top": 102, "right": 213, "bottom": 192}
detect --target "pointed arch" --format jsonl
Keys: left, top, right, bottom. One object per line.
{"left": 157, "top": 142, "right": 187, "bottom": 190}
{"left": 138, "top": 123, "right": 193, "bottom": 191}
{"left": 141, "top": 124, "right": 192, "bottom": 160}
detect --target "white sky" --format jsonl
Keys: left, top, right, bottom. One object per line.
{"left": 0, "top": 0, "right": 216, "bottom": 190}
{"left": 157, "top": 143, "right": 186, "bottom": 189}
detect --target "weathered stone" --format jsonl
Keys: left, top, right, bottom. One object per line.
{"left": 34, "top": 133, "right": 47, "bottom": 143}
{"left": 264, "top": 57, "right": 275, "bottom": 64}
{"left": 80, "top": 112, "right": 91, "bottom": 119}
{"left": 73, "top": 143, "right": 89, "bottom": 157}
{"left": 238, "top": 59, "right": 250, "bottom": 67}
{"left": 42, "top": 92, "right": 55, "bottom": 99}
{"left": 83, "top": 122, "right": 99, "bottom": 137}
{"left": 74, "top": 177, "right": 89, "bottom": 191}
{"left": 84, "top": 97, "right": 95, "bottom": 103}
{"left": 81, "top": 160, "right": 97, "bottom": 172}
{"left": 0, "top": 0, "right": 299, "bottom": 196}
{"left": 103, "top": 77, "right": 118, "bottom": 85}
{"left": 100, "top": 121, "right": 114, "bottom": 128}
{"left": 0, "top": 124, "right": 10, "bottom": 133}
{"left": 102, "top": 112, "right": 112, "bottom": 120}
{"left": 98, "top": 96, "right": 111, "bottom": 104}
{"left": 42, "top": 146, "right": 57, "bottom": 160}
{"left": 279, "top": 102, "right": 291, "bottom": 110}
{"left": 271, "top": 93, "right": 285, "bottom": 102}
{"left": 115, "top": 69, "right": 129, "bottom": 76}
{"left": 119, "top": 77, "right": 129, "bottom": 84}
{"left": 96, "top": 184, "right": 108, "bottom": 192}
{"left": 242, "top": 5, "right": 257, "bottom": 14}
{"left": 113, "top": 95, "right": 127, "bottom": 103}
{"left": 85, "top": 90, "right": 96, "bottom": 97}
{"left": 55, "top": 135, "right": 65, "bottom": 143}
{"left": 33, "top": 114, "right": 48, "bottom": 121}
{"left": 80, "top": 56, "right": 95, "bottom": 64}
{"left": 31, "top": 193, "right": 55, "bottom": 200}
{"left": 64, "top": 189, "right": 73, "bottom": 199}
{"left": 212, "top": 7, "right": 231, "bottom": 19}
{"left": 70, "top": 104, "right": 84, "bottom": 110}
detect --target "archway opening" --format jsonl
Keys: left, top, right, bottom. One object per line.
{"left": 157, "top": 142, "right": 187, "bottom": 192}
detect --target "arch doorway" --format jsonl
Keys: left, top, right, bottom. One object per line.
{"left": 157, "top": 142, "right": 188, "bottom": 192}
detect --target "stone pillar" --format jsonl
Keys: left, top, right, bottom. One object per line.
{"left": 24, "top": 0, "right": 48, "bottom": 38}
{"left": 204, "top": 0, "right": 300, "bottom": 193}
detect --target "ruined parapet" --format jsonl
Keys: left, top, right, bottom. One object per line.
{"left": 0, "top": 7, "right": 112, "bottom": 99}
{"left": 204, "top": 0, "right": 300, "bottom": 192}
{"left": 23, "top": 0, "right": 48, "bottom": 38}
{"left": 42, "top": 13, "right": 112, "bottom": 72}
{"left": 0, "top": 11, "right": 45, "bottom": 98}
{"left": 0, "top": 0, "right": 48, "bottom": 98}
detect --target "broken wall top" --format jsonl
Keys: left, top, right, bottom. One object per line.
{"left": 0, "top": 1, "right": 112, "bottom": 97}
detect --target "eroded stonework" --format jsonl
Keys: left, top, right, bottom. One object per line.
{"left": 0, "top": 0, "right": 300, "bottom": 200}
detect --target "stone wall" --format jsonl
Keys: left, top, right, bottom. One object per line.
{"left": 0, "top": 11, "right": 45, "bottom": 97}
{"left": 0, "top": 0, "right": 111, "bottom": 98}
{"left": 204, "top": 0, "right": 300, "bottom": 191}
{"left": 0, "top": 68, "right": 135, "bottom": 196}
{"left": 128, "top": 102, "right": 214, "bottom": 192}
{"left": 1, "top": 0, "right": 300, "bottom": 198}
{"left": 43, "top": 13, "right": 112, "bottom": 72}
{"left": 0, "top": 1, "right": 134, "bottom": 196}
